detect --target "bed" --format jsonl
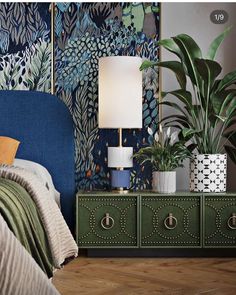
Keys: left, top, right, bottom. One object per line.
{"left": 0, "top": 90, "right": 78, "bottom": 295}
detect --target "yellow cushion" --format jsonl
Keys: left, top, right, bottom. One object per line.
{"left": 0, "top": 136, "right": 20, "bottom": 165}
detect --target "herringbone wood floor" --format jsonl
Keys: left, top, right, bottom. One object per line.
{"left": 53, "top": 257, "right": 236, "bottom": 295}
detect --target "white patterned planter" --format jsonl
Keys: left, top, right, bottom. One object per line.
{"left": 152, "top": 171, "right": 176, "bottom": 193}
{"left": 190, "top": 154, "right": 227, "bottom": 192}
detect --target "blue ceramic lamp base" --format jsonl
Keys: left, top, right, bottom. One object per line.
{"left": 111, "top": 169, "right": 131, "bottom": 190}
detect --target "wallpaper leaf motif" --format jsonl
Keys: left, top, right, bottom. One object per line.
{"left": 73, "top": 84, "right": 107, "bottom": 189}
{"left": 57, "top": 3, "right": 77, "bottom": 50}
{"left": 122, "top": 2, "right": 145, "bottom": 32}
{"left": 0, "top": 53, "right": 26, "bottom": 90}
{"left": 56, "top": 2, "right": 160, "bottom": 190}
{"left": 0, "top": 3, "right": 50, "bottom": 92}
{"left": 0, "top": 3, "right": 48, "bottom": 53}
{"left": 0, "top": 3, "right": 14, "bottom": 53}
{"left": 59, "top": 90, "right": 73, "bottom": 113}
{"left": 26, "top": 40, "right": 51, "bottom": 92}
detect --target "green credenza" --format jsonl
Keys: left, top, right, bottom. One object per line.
{"left": 76, "top": 194, "right": 138, "bottom": 248}
{"left": 76, "top": 192, "right": 236, "bottom": 250}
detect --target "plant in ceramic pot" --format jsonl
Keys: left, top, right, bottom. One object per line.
{"left": 133, "top": 127, "right": 192, "bottom": 193}
{"left": 141, "top": 28, "right": 236, "bottom": 192}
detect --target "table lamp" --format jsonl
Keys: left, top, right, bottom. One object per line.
{"left": 98, "top": 56, "right": 142, "bottom": 192}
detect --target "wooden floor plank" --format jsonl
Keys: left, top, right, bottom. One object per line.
{"left": 53, "top": 257, "right": 236, "bottom": 295}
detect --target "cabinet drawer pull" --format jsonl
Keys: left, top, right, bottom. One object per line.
{"left": 227, "top": 213, "right": 236, "bottom": 230}
{"left": 101, "top": 213, "right": 115, "bottom": 230}
{"left": 164, "top": 213, "right": 177, "bottom": 230}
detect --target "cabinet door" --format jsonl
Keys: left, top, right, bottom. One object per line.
{"left": 204, "top": 195, "right": 236, "bottom": 247}
{"left": 141, "top": 195, "right": 201, "bottom": 247}
{"left": 76, "top": 194, "right": 138, "bottom": 248}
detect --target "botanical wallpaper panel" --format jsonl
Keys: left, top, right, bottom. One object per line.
{"left": 0, "top": 3, "right": 51, "bottom": 91}
{"left": 0, "top": 2, "right": 159, "bottom": 191}
{"left": 55, "top": 2, "right": 160, "bottom": 190}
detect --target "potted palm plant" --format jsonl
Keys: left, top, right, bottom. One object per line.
{"left": 133, "top": 127, "right": 192, "bottom": 193}
{"left": 141, "top": 28, "right": 236, "bottom": 192}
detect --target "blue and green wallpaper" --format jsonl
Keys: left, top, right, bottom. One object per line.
{"left": 0, "top": 3, "right": 51, "bottom": 91}
{"left": 0, "top": 2, "right": 159, "bottom": 191}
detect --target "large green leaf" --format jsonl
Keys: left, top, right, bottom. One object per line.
{"left": 189, "top": 104, "right": 202, "bottom": 124}
{"left": 140, "top": 60, "right": 186, "bottom": 89}
{"left": 140, "top": 60, "right": 158, "bottom": 71}
{"left": 162, "top": 89, "right": 192, "bottom": 110}
{"left": 173, "top": 34, "right": 202, "bottom": 86}
{"left": 217, "top": 69, "right": 236, "bottom": 92}
{"left": 207, "top": 26, "right": 231, "bottom": 60}
{"left": 210, "top": 91, "right": 225, "bottom": 116}
{"left": 195, "top": 59, "right": 222, "bottom": 101}
{"left": 159, "top": 101, "right": 189, "bottom": 117}
{"left": 226, "top": 96, "right": 236, "bottom": 118}
{"left": 224, "top": 130, "right": 236, "bottom": 147}
{"left": 158, "top": 38, "right": 182, "bottom": 59}
{"left": 158, "top": 61, "right": 186, "bottom": 89}
{"left": 182, "top": 128, "right": 200, "bottom": 138}
{"left": 213, "top": 92, "right": 236, "bottom": 126}
{"left": 210, "top": 90, "right": 233, "bottom": 115}
{"left": 161, "top": 114, "right": 192, "bottom": 128}
{"left": 195, "top": 59, "right": 221, "bottom": 88}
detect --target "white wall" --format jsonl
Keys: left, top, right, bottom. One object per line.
{"left": 161, "top": 2, "right": 236, "bottom": 191}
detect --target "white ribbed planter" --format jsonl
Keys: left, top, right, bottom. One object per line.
{"left": 190, "top": 154, "right": 227, "bottom": 192}
{"left": 152, "top": 171, "right": 176, "bottom": 193}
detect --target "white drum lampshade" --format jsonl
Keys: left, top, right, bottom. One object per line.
{"left": 98, "top": 56, "right": 142, "bottom": 129}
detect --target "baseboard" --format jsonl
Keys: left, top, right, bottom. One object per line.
{"left": 87, "top": 248, "right": 236, "bottom": 257}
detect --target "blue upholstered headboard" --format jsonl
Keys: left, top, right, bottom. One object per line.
{"left": 0, "top": 90, "right": 75, "bottom": 231}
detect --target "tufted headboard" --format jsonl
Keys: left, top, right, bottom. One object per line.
{"left": 0, "top": 90, "right": 75, "bottom": 231}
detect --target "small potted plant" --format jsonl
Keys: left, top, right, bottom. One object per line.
{"left": 133, "top": 126, "right": 192, "bottom": 193}
{"left": 141, "top": 28, "right": 236, "bottom": 192}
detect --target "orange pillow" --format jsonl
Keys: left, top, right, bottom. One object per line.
{"left": 0, "top": 136, "right": 20, "bottom": 165}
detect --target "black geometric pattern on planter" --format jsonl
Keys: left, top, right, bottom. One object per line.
{"left": 190, "top": 154, "right": 227, "bottom": 193}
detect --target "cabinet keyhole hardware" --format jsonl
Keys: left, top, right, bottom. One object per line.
{"left": 101, "top": 213, "right": 115, "bottom": 230}
{"left": 164, "top": 213, "right": 178, "bottom": 230}
{"left": 227, "top": 213, "right": 236, "bottom": 230}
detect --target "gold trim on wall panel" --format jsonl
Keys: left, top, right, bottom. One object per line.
{"left": 159, "top": 3, "right": 163, "bottom": 141}
{"left": 50, "top": 2, "right": 55, "bottom": 95}
{"left": 159, "top": 2, "right": 162, "bottom": 121}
